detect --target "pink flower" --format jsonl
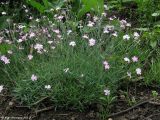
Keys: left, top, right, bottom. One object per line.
{"left": 29, "top": 32, "right": 35, "bottom": 38}
{"left": 89, "top": 38, "right": 96, "bottom": 46}
{"left": 31, "top": 74, "right": 38, "bottom": 81}
{"left": 0, "top": 55, "right": 10, "bottom": 64}
{"left": 132, "top": 56, "right": 138, "bottom": 62}
{"left": 34, "top": 43, "right": 43, "bottom": 51}
{"left": 57, "top": 16, "right": 64, "bottom": 20}
{"left": 104, "top": 89, "right": 110, "bottom": 96}
{"left": 53, "top": 29, "right": 60, "bottom": 34}
{"left": 103, "top": 61, "right": 110, "bottom": 70}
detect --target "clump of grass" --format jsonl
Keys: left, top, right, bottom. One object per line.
{"left": 0, "top": 4, "right": 148, "bottom": 117}
{"left": 145, "top": 58, "right": 160, "bottom": 85}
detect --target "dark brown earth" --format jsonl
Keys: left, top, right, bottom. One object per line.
{"left": 1, "top": 83, "right": 160, "bottom": 120}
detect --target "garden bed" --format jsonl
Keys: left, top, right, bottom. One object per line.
{"left": 0, "top": 0, "right": 160, "bottom": 120}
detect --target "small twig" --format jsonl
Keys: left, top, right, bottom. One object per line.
{"left": 108, "top": 100, "right": 149, "bottom": 118}
{"left": 15, "top": 105, "right": 31, "bottom": 109}
{"left": 0, "top": 116, "right": 29, "bottom": 120}
{"left": 148, "top": 101, "right": 160, "bottom": 106}
{"left": 31, "top": 96, "right": 49, "bottom": 106}
{"left": 35, "top": 106, "right": 55, "bottom": 114}
{"left": 57, "top": 113, "right": 69, "bottom": 116}
{"left": 0, "top": 94, "right": 12, "bottom": 97}
{"left": 145, "top": 112, "right": 160, "bottom": 119}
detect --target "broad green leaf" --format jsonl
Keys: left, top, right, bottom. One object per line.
{"left": 78, "top": 0, "right": 104, "bottom": 18}
{"left": 150, "top": 41, "right": 157, "bottom": 48}
{"left": 134, "top": 27, "right": 149, "bottom": 31}
{"left": 0, "top": 16, "right": 9, "bottom": 30}
{"left": 0, "top": 44, "right": 12, "bottom": 54}
{"left": 26, "top": 0, "right": 45, "bottom": 13}
{"left": 42, "top": 0, "right": 49, "bottom": 8}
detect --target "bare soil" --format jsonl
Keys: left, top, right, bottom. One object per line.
{"left": 1, "top": 83, "right": 160, "bottom": 120}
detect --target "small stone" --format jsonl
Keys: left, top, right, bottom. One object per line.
{"left": 120, "top": 95, "right": 126, "bottom": 100}
{"left": 108, "top": 118, "right": 113, "bottom": 120}
{"left": 9, "top": 101, "right": 14, "bottom": 106}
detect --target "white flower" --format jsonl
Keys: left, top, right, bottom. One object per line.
{"left": 7, "top": 50, "right": 13, "bottom": 54}
{"left": 2, "top": 12, "right": 6, "bottom": 15}
{"left": 64, "top": 68, "right": 69, "bottom": 73}
{"left": 28, "top": 54, "right": 33, "bottom": 60}
{"left": 80, "top": 74, "right": 84, "bottom": 77}
{"left": 136, "top": 68, "right": 142, "bottom": 75}
{"left": 109, "top": 17, "right": 114, "bottom": 21}
{"left": 152, "top": 12, "right": 160, "bottom": 17}
{"left": 67, "top": 30, "right": 72, "bottom": 35}
{"left": 112, "top": 32, "right": 118, "bottom": 37}
{"left": 47, "top": 41, "right": 53, "bottom": 44}
{"left": 36, "top": 19, "right": 40, "bottom": 22}
{"left": 104, "top": 89, "right": 110, "bottom": 96}
{"left": 126, "top": 23, "right": 131, "bottom": 27}
{"left": 103, "top": 25, "right": 114, "bottom": 33}
{"left": 69, "top": 41, "right": 76, "bottom": 47}
{"left": 0, "top": 85, "right": 4, "bottom": 93}
{"left": 133, "top": 32, "right": 140, "bottom": 40}
{"left": 104, "top": 5, "right": 109, "bottom": 10}
{"left": 102, "top": 12, "right": 107, "bottom": 17}
{"left": 93, "top": 16, "right": 98, "bottom": 22}
{"left": 29, "top": 16, "right": 33, "bottom": 20}
{"left": 127, "top": 72, "right": 132, "bottom": 78}
{"left": 45, "top": 85, "right": 51, "bottom": 90}
{"left": 124, "top": 57, "right": 130, "bottom": 63}
{"left": 18, "top": 25, "right": 26, "bottom": 29}
{"left": 123, "top": 34, "right": 130, "bottom": 40}
{"left": 89, "top": 38, "right": 96, "bottom": 46}
{"left": 17, "top": 39, "right": 23, "bottom": 43}
{"left": 51, "top": 46, "right": 56, "bottom": 50}
{"left": 25, "top": 9, "right": 29, "bottom": 13}
{"left": 82, "top": 34, "right": 89, "bottom": 39}
{"left": 87, "top": 21, "right": 95, "bottom": 27}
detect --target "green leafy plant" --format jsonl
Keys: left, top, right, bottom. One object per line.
{"left": 152, "top": 90, "right": 158, "bottom": 99}
{"left": 26, "top": 0, "right": 52, "bottom": 13}
{"left": 77, "top": 0, "right": 104, "bottom": 18}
